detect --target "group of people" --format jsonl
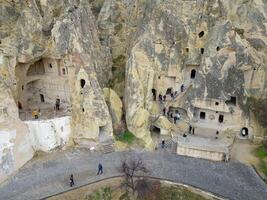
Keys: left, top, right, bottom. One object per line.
{"left": 152, "top": 84, "right": 185, "bottom": 102}
{"left": 69, "top": 163, "right": 103, "bottom": 187}
{"left": 189, "top": 125, "right": 195, "bottom": 135}
{"left": 31, "top": 109, "right": 41, "bottom": 119}
{"left": 163, "top": 107, "right": 181, "bottom": 124}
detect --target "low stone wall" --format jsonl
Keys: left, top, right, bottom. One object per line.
{"left": 177, "top": 145, "right": 226, "bottom": 162}
{"left": 25, "top": 116, "right": 71, "bottom": 152}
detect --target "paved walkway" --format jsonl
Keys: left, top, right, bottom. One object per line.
{"left": 0, "top": 149, "right": 266, "bottom": 200}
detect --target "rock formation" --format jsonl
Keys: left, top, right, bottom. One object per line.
{"left": 0, "top": 0, "right": 266, "bottom": 183}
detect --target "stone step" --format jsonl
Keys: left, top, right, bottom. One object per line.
{"left": 102, "top": 144, "right": 115, "bottom": 154}
{"left": 165, "top": 139, "right": 177, "bottom": 154}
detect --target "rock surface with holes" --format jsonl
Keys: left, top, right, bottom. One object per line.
{"left": 0, "top": 0, "right": 113, "bottom": 183}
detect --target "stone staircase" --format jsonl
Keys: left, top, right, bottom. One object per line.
{"left": 166, "top": 138, "right": 178, "bottom": 154}
{"left": 101, "top": 143, "right": 115, "bottom": 154}
{"left": 158, "top": 138, "right": 177, "bottom": 154}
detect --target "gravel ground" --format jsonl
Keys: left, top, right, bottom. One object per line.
{"left": 0, "top": 149, "right": 266, "bottom": 200}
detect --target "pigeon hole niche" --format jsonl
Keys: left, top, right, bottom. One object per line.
{"left": 15, "top": 58, "right": 71, "bottom": 120}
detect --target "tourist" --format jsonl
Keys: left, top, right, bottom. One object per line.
{"left": 189, "top": 125, "right": 192, "bottom": 134}
{"left": 163, "top": 107, "right": 166, "bottom": 116}
{"left": 167, "top": 108, "right": 170, "bottom": 118}
{"left": 174, "top": 116, "right": 177, "bottom": 124}
{"left": 161, "top": 139, "right": 165, "bottom": 149}
{"left": 170, "top": 93, "right": 174, "bottom": 100}
{"left": 56, "top": 99, "right": 60, "bottom": 111}
{"left": 97, "top": 163, "right": 103, "bottom": 175}
{"left": 163, "top": 95, "right": 166, "bottom": 101}
{"left": 176, "top": 111, "right": 181, "bottom": 120}
{"left": 152, "top": 89, "right": 156, "bottom": 101}
{"left": 181, "top": 84, "right": 184, "bottom": 92}
{"left": 192, "top": 127, "right": 195, "bottom": 135}
{"left": 216, "top": 131, "right": 219, "bottom": 135}
{"left": 159, "top": 94, "right": 163, "bottom": 103}
{"left": 69, "top": 174, "right": 74, "bottom": 187}
{"left": 32, "top": 110, "right": 38, "bottom": 119}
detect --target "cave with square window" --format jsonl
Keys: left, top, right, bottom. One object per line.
{"left": 15, "top": 58, "right": 71, "bottom": 120}
{"left": 225, "top": 96, "right": 237, "bottom": 106}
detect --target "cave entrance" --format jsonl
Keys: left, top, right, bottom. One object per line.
{"left": 40, "top": 94, "right": 45, "bottom": 102}
{"left": 18, "top": 101, "right": 22, "bottom": 110}
{"left": 80, "top": 79, "right": 86, "bottom": 88}
{"left": 200, "top": 111, "right": 206, "bottom": 120}
{"left": 15, "top": 58, "right": 71, "bottom": 120}
{"left": 241, "top": 127, "right": 248, "bottom": 137}
{"left": 218, "top": 114, "right": 224, "bottom": 123}
{"left": 226, "top": 96, "right": 237, "bottom": 106}
{"left": 166, "top": 88, "right": 173, "bottom": 95}
{"left": 190, "top": 69, "right": 196, "bottom": 79}
{"left": 150, "top": 125, "right": 161, "bottom": 135}
{"left": 152, "top": 88, "right": 157, "bottom": 101}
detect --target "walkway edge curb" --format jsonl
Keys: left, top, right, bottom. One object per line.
{"left": 40, "top": 175, "right": 225, "bottom": 200}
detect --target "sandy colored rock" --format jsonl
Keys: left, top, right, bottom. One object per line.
{"left": 103, "top": 88, "right": 122, "bottom": 125}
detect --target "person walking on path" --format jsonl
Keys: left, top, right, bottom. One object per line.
{"left": 69, "top": 174, "right": 74, "bottom": 187}
{"left": 97, "top": 163, "right": 103, "bottom": 175}
{"left": 189, "top": 125, "right": 192, "bottom": 134}
{"left": 161, "top": 139, "right": 165, "bottom": 149}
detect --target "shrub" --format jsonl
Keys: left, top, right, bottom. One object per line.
{"left": 255, "top": 145, "right": 267, "bottom": 159}
{"left": 116, "top": 131, "right": 136, "bottom": 144}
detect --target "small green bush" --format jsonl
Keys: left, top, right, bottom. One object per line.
{"left": 155, "top": 186, "right": 207, "bottom": 200}
{"left": 259, "top": 160, "right": 267, "bottom": 177}
{"left": 116, "top": 131, "right": 136, "bottom": 144}
{"left": 86, "top": 187, "right": 112, "bottom": 200}
{"left": 256, "top": 145, "right": 267, "bottom": 159}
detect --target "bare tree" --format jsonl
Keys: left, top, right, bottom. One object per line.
{"left": 119, "top": 158, "right": 149, "bottom": 196}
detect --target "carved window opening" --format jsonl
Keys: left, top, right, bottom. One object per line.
{"left": 218, "top": 114, "right": 224, "bottom": 123}
{"left": 190, "top": 69, "right": 196, "bottom": 79}
{"left": 166, "top": 88, "right": 172, "bottom": 95}
{"left": 198, "top": 31, "right": 204, "bottom": 38}
{"left": 226, "top": 96, "right": 237, "bottom": 106}
{"left": 200, "top": 112, "right": 206, "bottom": 119}
{"left": 80, "top": 79, "right": 86, "bottom": 88}
{"left": 152, "top": 89, "right": 157, "bottom": 101}
{"left": 241, "top": 127, "right": 248, "bottom": 137}
{"left": 18, "top": 101, "right": 22, "bottom": 110}
{"left": 40, "top": 94, "right": 45, "bottom": 102}
{"left": 201, "top": 48, "right": 204, "bottom": 54}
